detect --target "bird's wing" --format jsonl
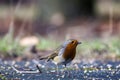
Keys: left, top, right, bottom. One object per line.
{"left": 46, "top": 51, "right": 58, "bottom": 61}
{"left": 39, "top": 45, "right": 62, "bottom": 61}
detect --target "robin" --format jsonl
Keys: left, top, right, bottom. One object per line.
{"left": 40, "top": 39, "right": 81, "bottom": 67}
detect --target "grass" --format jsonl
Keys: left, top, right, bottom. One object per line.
{"left": 37, "top": 38, "right": 60, "bottom": 50}
{"left": 0, "top": 26, "right": 23, "bottom": 57}
{"left": 78, "top": 40, "right": 108, "bottom": 55}
{"left": 78, "top": 37, "right": 120, "bottom": 58}
{"left": 0, "top": 28, "right": 120, "bottom": 59}
{"left": 0, "top": 74, "right": 6, "bottom": 80}
{"left": 0, "top": 34, "right": 23, "bottom": 56}
{"left": 108, "top": 38, "right": 120, "bottom": 56}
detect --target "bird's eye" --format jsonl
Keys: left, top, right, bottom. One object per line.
{"left": 71, "top": 41, "right": 74, "bottom": 44}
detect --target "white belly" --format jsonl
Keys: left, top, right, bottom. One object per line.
{"left": 53, "top": 56, "right": 65, "bottom": 65}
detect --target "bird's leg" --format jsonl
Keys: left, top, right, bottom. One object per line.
{"left": 56, "top": 64, "right": 59, "bottom": 76}
{"left": 44, "top": 60, "right": 48, "bottom": 71}
{"left": 63, "top": 64, "right": 70, "bottom": 77}
{"left": 64, "top": 64, "right": 66, "bottom": 68}
{"left": 62, "top": 64, "right": 67, "bottom": 76}
{"left": 63, "top": 64, "right": 67, "bottom": 71}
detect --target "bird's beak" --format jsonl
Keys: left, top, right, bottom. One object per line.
{"left": 78, "top": 42, "right": 82, "bottom": 44}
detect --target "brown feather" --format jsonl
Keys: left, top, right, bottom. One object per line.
{"left": 62, "top": 40, "right": 78, "bottom": 61}
{"left": 39, "top": 45, "right": 61, "bottom": 61}
{"left": 39, "top": 52, "right": 58, "bottom": 61}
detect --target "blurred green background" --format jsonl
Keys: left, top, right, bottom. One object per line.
{"left": 0, "top": 0, "right": 120, "bottom": 61}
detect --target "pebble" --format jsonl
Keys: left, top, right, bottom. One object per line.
{"left": 0, "top": 60, "right": 120, "bottom": 80}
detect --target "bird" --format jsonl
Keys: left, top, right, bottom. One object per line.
{"left": 39, "top": 39, "right": 81, "bottom": 67}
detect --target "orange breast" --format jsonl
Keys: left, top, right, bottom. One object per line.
{"left": 62, "top": 44, "right": 76, "bottom": 61}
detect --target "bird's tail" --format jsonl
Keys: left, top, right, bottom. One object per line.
{"left": 39, "top": 56, "right": 51, "bottom": 62}
{"left": 39, "top": 56, "right": 48, "bottom": 60}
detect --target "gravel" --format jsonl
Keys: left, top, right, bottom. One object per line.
{"left": 0, "top": 59, "right": 120, "bottom": 80}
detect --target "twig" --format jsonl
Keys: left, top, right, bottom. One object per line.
{"left": 36, "top": 65, "right": 42, "bottom": 73}
{"left": 11, "top": 65, "right": 42, "bottom": 74}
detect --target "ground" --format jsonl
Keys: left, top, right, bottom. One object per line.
{"left": 0, "top": 59, "right": 120, "bottom": 80}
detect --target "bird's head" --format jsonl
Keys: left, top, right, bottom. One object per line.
{"left": 63, "top": 39, "right": 81, "bottom": 49}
